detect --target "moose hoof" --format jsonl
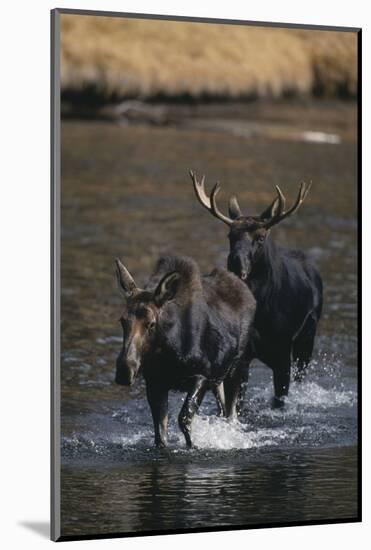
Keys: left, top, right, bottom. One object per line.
{"left": 183, "top": 435, "right": 198, "bottom": 449}
{"left": 155, "top": 440, "right": 167, "bottom": 449}
{"left": 272, "top": 396, "right": 286, "bottom": 409}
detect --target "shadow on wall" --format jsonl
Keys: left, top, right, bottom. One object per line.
{"left": 18, "top": 521, "right": 49, "bottom": 539}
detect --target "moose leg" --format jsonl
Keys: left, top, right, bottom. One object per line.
{"left": 224, "top": 364, "right": 248, "bottom": 420}
{"left": 212, "top": 383, "right": 226, "bottom": 417}
{"left": 178, "top": 376, "right": 207, "bottom": 448}
{"left": 272, "top": 354, "right": 291, "bottom": 409}
{"left": 146, "top": 383, "right": 169, "bottom": 448}
{"left": 293, "top": 314, "right": 317, "bottom": 382}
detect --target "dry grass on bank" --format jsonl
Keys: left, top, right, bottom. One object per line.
{"left": 60, "top": 14, "right": 357, "bottom": 100}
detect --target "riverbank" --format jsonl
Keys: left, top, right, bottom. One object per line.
{"left": 60, "top": 14, "right": 357, "bottom": 106}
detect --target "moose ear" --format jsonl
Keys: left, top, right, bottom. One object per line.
{"left": 154, "top": 272, "right": 181, "bottom": 306}
{"left": 228, "top": 196, "right": 242, "bottom": 219}
{"left": 259, "top": 197, "right": 280, "bottom": 220}
{"left": 115, "top": 258, "right": 137, "bottom": 297}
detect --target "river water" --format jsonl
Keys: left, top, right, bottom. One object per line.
{"left": 59, "top": 101, "right": 358, "bottom": 538}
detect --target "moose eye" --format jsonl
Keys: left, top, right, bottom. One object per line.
{"left": 148, "top": 320, "right": 156, "bottom": 333}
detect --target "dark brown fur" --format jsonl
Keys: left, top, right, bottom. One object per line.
{"left": 115, "top": 255, "right": 256, "bottom": 447}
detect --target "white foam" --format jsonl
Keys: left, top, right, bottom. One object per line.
{"left": 63, "top": 376, "right": 357, "bottom": 457}
{"left": 300, "top": 131, "right": 341, "bottom": 144}
{"left": 288, "top": 381, "right": 355, "bottom": 408}
{"left": 252, "top": 382, "right": 356, "bottom": 426}
{"left": 186, "top": 416, "right": 289, "bottom": 450}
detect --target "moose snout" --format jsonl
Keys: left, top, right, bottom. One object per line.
{"left": 229, "top": 253, "right": 251, "bottom": 281}
{"left": 115, "top": 369, "right": 133, "bottom": 386}
{"left": 115, "top": 353, "right": 139, "bottom": 386}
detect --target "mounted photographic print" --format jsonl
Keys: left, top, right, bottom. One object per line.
{"left": 51, "top": 8, "right": 361, "bottom": 542}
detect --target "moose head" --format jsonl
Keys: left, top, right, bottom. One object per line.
{"left": 115, "top": 259, "right": 180, "bottom": 386}
{"left": 189, "top": 170, "right": 311, "bottom": 281}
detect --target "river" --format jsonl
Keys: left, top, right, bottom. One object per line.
{"left": 59, "top": 100, "right": 358, "bottom": 538}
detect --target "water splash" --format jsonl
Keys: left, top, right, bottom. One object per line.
{"left": 249, "top": 380, "right": 356, "bottom": 420}
{"left": 189, "top": 416, "right": 289, "bottom": 450}
{"left": 61, "top": 371, "right": 356, "bottom": 462}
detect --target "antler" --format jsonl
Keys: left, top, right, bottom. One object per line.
{"left": 261, "top": 182, "right": 312, "bottom": 229}
{"left": 189, "top": 170, "right": 233, "bottom": 226}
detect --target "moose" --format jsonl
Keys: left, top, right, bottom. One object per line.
{"left": 115, "top": 255, "right": 256, "bottom": 448}
{"left": 190, "top": 171, "right": 323, "bottom": 408}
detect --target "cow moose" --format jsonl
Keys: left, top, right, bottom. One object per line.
{"left": 115, "top": 255, "right": 256, "bottom": 448}
{"left": 190, "top": 170, "right": 323, "bottom": 408}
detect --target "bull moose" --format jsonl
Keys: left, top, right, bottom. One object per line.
{"left": 115, "top": 255, "right": 256, "bottom": 448}
{"left": 190, "top": 171, "right": 323, "bottom": 408}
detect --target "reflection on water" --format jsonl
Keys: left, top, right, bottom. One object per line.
{"left": 60, "top": 102, "right": 358, "bottom": 537}
{"left": 61, "top": 447, "right": 357, "bottom": 536}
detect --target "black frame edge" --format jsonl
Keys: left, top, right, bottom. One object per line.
{"left": 356, "top": 28, "right": 362, "bottom": 523}
{"left": 56, "top": 516, "right": 361, "bottom": 543}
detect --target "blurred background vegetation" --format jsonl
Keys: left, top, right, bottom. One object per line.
{"left": 60, "top": 14, "right": 357, "bottom": 114}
